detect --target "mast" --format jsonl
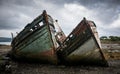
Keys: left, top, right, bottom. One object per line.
{"left": 54, "top": 20, "right": 66, "bottom": 44}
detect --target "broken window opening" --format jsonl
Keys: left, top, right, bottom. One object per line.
{"left": 30, "top": 29, "right": 33, "bottom": 32}
{"left": 39, "top": 21, "right": 44, "bottom": 26}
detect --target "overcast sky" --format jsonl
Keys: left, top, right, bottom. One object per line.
{"left": 0, "top": 0, "right": 120, "bottom": 37}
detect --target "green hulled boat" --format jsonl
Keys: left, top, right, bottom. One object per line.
{"left": 11, "top": 10, "right": 65, "bottom": 64}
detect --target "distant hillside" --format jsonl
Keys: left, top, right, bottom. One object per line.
{"left": 0, "top": 37, "right": 12, "bottom": 42}
{"left": 100, "top": 36, "right": 120, "bottom": 44}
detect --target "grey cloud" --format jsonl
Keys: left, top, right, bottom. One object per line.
{"left": 45, "top": 0, "right": 120, "bottom": 7}
{"left": 0, "top": 0, "right": 120, "bottom": 36}
{"left": 0, "top": 0, "right": 36, "bottom": 7}
{"left": 76, "top": 0, "right": 120, "bottom": 29}
{"left": 49, "top": 0, "right": 120, "bottom": 25}
{"left": 0, "top": 10, "right": 22, "bottom": 30}
{"left": 77, "top": 0, "right": 120, "bottom": 7}
{"left": 0, "top": 0, "right": 36, "bottom": 30}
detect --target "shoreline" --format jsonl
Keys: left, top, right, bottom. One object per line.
{"left": 0, "top": 44, "right": 120, "bottom": 74}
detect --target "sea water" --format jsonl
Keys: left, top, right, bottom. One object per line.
{"left": 0, "top": 42, "right": 11, "bottom": 45}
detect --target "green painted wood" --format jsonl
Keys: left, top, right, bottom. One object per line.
{"left": 12, "top": 25, "right": 58, "bottom": 64}
{"left": 15, "top": 25, "right": 53, "bottom": 53}
{"left": 19, "top": 26, "right": 53, "bottom": 53}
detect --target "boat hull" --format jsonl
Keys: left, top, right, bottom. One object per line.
{"left": 12, "top": 24, "right": 58, "bottom": 64}
{"left": 13, "top": 48, "right": 57, "bottom": 64}
{"left": 57, "top": 18, "right": 108, "bottom": 66}
{"left": 64, "top": 37, "right": 107, "bottom": 66}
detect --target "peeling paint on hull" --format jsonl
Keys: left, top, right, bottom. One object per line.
{"left": 12, "top": 26, "right": 57, "bottom": 64}
{"left": 13, "top": 49, "right": 58, "bottom": 64}
{"left": 11, "top": 10, "right": 59, "bottom": 64}
{"left": 65, "top": 37, "right": 107, "bottom": 66}
{"left": 57, "top": 18, "right": 108, "bottom": 66}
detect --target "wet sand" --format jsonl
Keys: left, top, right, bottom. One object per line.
{"left": 0, "top": 44, "right": 120, "bottom": 74}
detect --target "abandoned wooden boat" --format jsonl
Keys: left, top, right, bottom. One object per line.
{"left": 11, "top": 10, "right": 66, "bottom": 64}
{"left": 57, "top": 18, "right": 108, "bottom": 66}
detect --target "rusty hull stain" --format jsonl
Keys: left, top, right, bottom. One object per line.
{"left": 11, "top": 10, "right": 108, "bottom": 66}
{"left": 57, "top": 18, "right": 108, "bottom": 66}
{"left": 11, "top": 10, "right": 61, "bottom": 64}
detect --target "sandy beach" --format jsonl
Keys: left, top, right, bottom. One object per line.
{"left": 0, "top": 44, "right": 120, "bottom": 74}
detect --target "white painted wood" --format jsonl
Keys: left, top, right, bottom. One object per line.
{"left": 67, "top": 37, "right": 102, "bottom": 61}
